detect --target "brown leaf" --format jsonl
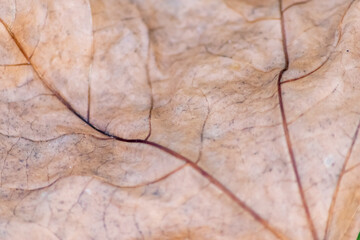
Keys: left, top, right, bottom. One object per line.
{"left": 0, "top": 0, "right": 359, "bottom": 239}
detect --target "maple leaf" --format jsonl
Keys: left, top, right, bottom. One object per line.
{"left": 0, "top": 0, "right": 359, "bottom": 239}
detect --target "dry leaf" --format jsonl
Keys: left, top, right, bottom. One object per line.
{"left": 0, "top": 0, "right": 359, "bottom": 239}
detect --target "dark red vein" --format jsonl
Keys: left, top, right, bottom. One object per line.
{"left": 282, "top": 0, "right": 356, "bottom": 85}
{"left": 278, "top": 1, "right": 318, "bottom": 239}
{"left": 323, "top": 4, "right": 358, "bottom": 237}
{"left": 0, "top": 17, "right": 286, "bottom": 239}
{"left": 143, "top": 141, "right": 287, "bottom": 239}
{"left": 324, "top": 119, "right": 360, "bottom": 239}
{"left": 281, "top": 55, "right": 330, "bottom": 84}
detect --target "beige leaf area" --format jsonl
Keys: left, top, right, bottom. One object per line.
{"left": 0, "top": 0, "right": 359, "bottom": 239}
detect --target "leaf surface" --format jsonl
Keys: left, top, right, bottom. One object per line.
{"left": 0, "top": 0, "right": 359, "bottom": 239}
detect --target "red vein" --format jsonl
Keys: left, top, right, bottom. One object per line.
{"left": 87, "top": 45, "right": 94, "bottom": 122}
{"left": 144, "top": 48, "right": 153, "bottom": 141}
{"left": 0, "top": 17, "right": 286, "bottom": 239}
{"left": 94, "top": 164, "right": 187, "bottom": 189}
{"left": 334, "top": 0, "right": 357, "bottom": 48}
{"left": 344, "top": 162, "right": 360, "bottom": 174}
{"left": 87, "top": 4, "right": 95, "bottom": 122}
{"left": 196, "top": 90, "right": 210, "bottom": 164}
{"left": 0, "top": 63, "right": 30, "bottom": 67}
{"left": 282, "top": 0, "right": 311, "bottom": 13}
{"left": 223, "top": 2, "right": 280, "bottom": 24}
{"left": 340, "top": 205, "right": 360, "bottom": 240}
{"left": 281, "top": 55, "right": 330, "bottom": 84}
{"left": 278, "top": 1, "right": 318, "bottom": 239}
{"left": 282, "top": 0, "right": 356, "bottom": 85}
{"left": 324, "top": 119, "right": 360, "bottom": 239}
{"left": 144, "top": 141, "right": 287, "bottom": 239}
{"left": 287, "top": 84, "right": 338, "bottom": 126}
{"left": 29, "top": 1, "right": 48, "bottom": 60}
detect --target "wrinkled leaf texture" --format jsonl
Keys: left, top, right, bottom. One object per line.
{"left": 0, "top": 0, "right": 359, "bottom": 239}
